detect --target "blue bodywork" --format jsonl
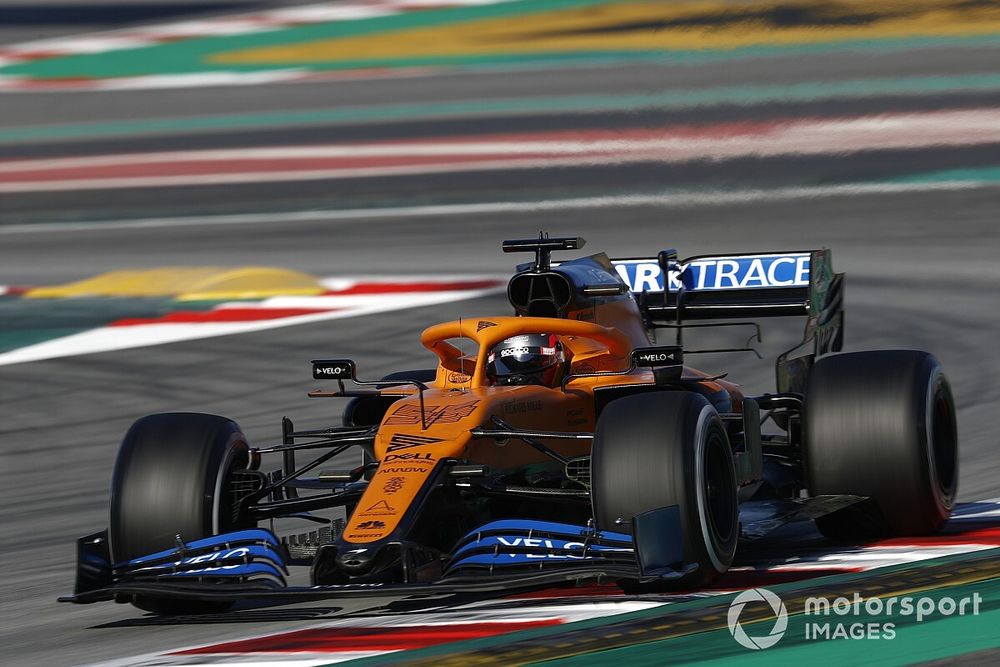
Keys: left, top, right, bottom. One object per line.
{"left": 115, "top": 529, "right": 288, "bottom": 589}
{"left": 445, "top": 519, "right": 637, "bottom": 575}
{"left": 63, "top": 514, "right": 697, "bottom": 604}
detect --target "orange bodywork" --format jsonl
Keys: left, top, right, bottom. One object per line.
{"left": 340, "top": 316, "right": 741, "bottom": 544}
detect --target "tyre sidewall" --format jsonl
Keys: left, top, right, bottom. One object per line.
{"left": 690, "top": 403, "right": 738, "bottom": 573}
{"left": 109, "top": 413, "right": 248, "bottom": 563}
{"left": 592, "top": 391, "right": 737, "bottom": 583}
{"left": 806, "top": 351, "right": 957, "bottom": 536}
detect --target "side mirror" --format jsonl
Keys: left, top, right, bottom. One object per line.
{"left": 310, "top": 359, "right": 431, "bottom": 429}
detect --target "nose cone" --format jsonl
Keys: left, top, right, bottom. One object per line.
{"left": 312, "top": 541, "right": 443, "bottom": 585}
{"left": 312, "top": 543, "right": 385, "bottom": 584}
{"left": 335, "top": 545, "right": 378, "bottom": 575}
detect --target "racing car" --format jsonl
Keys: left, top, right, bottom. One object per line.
{"left": 62, "top": 236, "right": 958, "bottom": 613}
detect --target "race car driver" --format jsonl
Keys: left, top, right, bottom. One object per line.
{"left": 486, "top": 333, "right": 568, "bottom": 387}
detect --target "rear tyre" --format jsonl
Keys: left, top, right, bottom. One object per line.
{"left": 109, "top": 412, "right": 251, "bottom": 614}
{"left": 805, "top": 351, "right": 958, "bottom": 540}
{"left": 592, "top": 391, "right": 738, "bottom": 590}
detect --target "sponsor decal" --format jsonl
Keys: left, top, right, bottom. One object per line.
{"left": 388, "top": 433, "right": 444, "bottom": 451}
{"left": 453, "top": 536, "right": 632, "bottom": 566}
{"left": 360, "top": 500, "right": 396, "bottom": 516}
{"left": 498, "top": 537, "right": 588, "bottom": 559}
{"left": 382, "top": 476, "right": 406, "bottom": 494}
{"left": 377, "top": 466, "right": 432, "bottom": 474}
{"left": 503, "top": 399, "right": 542, "bottom": 415}
{"left": 355, "top": 520, "right": 386, "bottom": 530}
{"left": 383, "top": 452, "right": 435, "bottom": 463}
{"left": 631, "top": 346, "right": 682, "bottom": 367}
{"left": 176, "top": 548, "right": 251, "bottom": 573}
{"left": 135, "top": 546, "right": 284, "bottom": 577}
{"left": 571, "top": 363, "right": 596, "bottom": 374}
{"left": 385, "top": 400, "right": 479, "bottom": 425}
{"left": 613, "top": 253, "right": 810, "bottom": 293}
{"left": 312, "top": 359, "right": 355, "bottom": 379}
{"left": 566, "top": 406, "right": 588, "bottom": 426}
{"left": 499, "top": 345, "right": 556, "bottom": 359}
{"left": 448, "top": 371, "right": 472, "bottom": 383}
{"left": 477, "top": 320, "right": 498, "bottom": 331}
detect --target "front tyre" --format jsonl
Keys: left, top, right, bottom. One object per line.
{"left": 109, "top": 412, "right": 252, "bottom": 614}
{"left": 805, "top": 351, "right": 958, "bottom": 540}
{"left": 592, "top": 391, "right": 738, "bottom": 590}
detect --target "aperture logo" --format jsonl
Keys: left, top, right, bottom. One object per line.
{"left": 728, "top": 588, "right": 788, "bottom": 650}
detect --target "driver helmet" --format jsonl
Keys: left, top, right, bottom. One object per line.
{"left": 486, "top": 333, "right": 566, "bottom": 387}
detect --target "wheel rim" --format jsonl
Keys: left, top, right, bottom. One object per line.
{"left": 929, "top": 380, "right": 958, "bottom": 505}
{"left": 213, "top": 435, "right": 250, "bottom": 534}
{"left": 703, "top": 430, "right": 738, "bottom": 547}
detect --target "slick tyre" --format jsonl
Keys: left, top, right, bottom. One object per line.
{"left": 592, "top": 391, "right": 738, "bottom": 590}
{"left": 109, "top": 413, "right": 251, "bottom": 614}
{"left": 805, "top": 351, "right": 958, "bottom": 540}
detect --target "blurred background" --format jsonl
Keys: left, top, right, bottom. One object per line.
{"left": 1, "top": 0, "right": 999, "bottom": 663}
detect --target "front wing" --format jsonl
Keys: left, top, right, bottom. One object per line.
{"left": 60, "top": 511, "right": 689, "bottom": 605}
{"left": 61, "top": 496, "right": 862, "bottom": 606}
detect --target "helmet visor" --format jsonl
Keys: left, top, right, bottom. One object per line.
{"left": 488, "top": 344, "right": 560, "bottom": 377}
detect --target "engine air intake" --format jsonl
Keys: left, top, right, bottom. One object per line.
{"left": 508, "top": 272, "right": 573, "bottom": 318}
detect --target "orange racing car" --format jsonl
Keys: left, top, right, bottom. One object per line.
{"left": 62, "top": 236, "right": 958, "bottom": 614}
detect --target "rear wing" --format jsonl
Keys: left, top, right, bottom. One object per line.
{"left": 612, "top": 250, "right": 844, "bottom": 392}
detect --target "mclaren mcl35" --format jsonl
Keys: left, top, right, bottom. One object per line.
{"left": 62, "top": 236, "right": 958, "bottom": 613}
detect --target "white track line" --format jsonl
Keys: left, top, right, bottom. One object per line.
{"left": 2, "top": 180, "right": 998, "bottom": 235}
